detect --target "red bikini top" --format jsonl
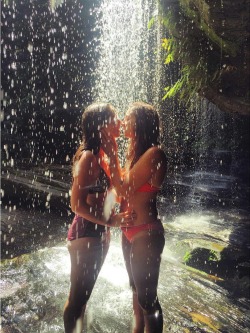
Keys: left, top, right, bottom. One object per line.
{"left": 136, "top": 182, "right": 160, "bottom": 193}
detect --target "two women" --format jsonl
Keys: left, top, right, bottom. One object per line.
{"left": 102, "top": 101, "right": 167, "bottom": 333}
{"left": 64, "top": 101, "right": 167, "bottom": 333}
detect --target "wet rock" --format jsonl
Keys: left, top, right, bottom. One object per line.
{"left": 1, "top": 164, "right": 72, "bottom": 212}
{"left": 1, "top": 324, "right": 24, "bottom": 333}
{"left": 1, "top": 164, "right": 73, "bottom": 259}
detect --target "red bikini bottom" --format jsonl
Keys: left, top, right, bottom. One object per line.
{"left": 121, "top": 222, "right": 164, "bottom": 243}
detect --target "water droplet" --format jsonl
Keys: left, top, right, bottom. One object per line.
{"left": 27, "top": 42, "right": 33, "bottom": 53}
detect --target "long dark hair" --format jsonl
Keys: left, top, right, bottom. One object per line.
{"left": 126, "top": 101, "right": 160, "bottom": 169}
{"left": 73, "top": 102, "right": 116, "bottom": 168}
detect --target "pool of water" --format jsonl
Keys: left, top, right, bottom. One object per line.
{"left": 1, "top": 204, "right": 250, "bottom": 333}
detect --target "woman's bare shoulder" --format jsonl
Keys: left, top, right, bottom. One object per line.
{"left": 78, "top": 150, "right": 98, "bottom": 164}
{"left": 74, "top": 150, "right": 100, "bottom": 178}
{"left": 145, "top": 146, "right": 167, "bottom": 161}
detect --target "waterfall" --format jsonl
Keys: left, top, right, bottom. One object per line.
{"left": 175, "top": 97, "right": 250, "bottom": 209}
{"left": 194, "top": 98, "right": 250, "bottom": 178}
{"left": 93, "top": 0, "right": 162, "bottom": 118}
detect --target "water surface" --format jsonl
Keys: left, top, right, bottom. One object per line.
{"left": 1, "top": 203, "right": 249, "bottom": 333}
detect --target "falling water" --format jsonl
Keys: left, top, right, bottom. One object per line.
{"left": 93, "top": 0, "right": 162, "bottom": 117}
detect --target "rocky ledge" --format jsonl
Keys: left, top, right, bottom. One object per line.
{"left": 1, "top": 164, "right": 73, "bottom": 259}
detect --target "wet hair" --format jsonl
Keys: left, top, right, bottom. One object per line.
{"left": 126, "top": 101, "right": 160, "bottom": 169}
{"left": 73, "top": 102, "right": 116, "bottom": 167}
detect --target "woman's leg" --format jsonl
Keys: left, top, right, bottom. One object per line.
{"left": 64, "top": 233, "right": 110, "bottom": 333}
{"left": 130, "top": 232, "right": 165, "bottom": 333}
{"left": 122, "top": 233, "right": 145, "bottom": 333}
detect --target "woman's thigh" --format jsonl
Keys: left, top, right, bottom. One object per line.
{"left": 68, "top": 233, "right": 110, "bottom": 302}
{"left": 130, "top": 232, "right": 165, "bottom": 294}
{"left": 122, "top": 232, "right": 134, "bottom": 288}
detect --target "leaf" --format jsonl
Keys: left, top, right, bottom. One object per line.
{"left": 161, "top": 38, "right": 169, "bottom": 50}
{"left": 147, "top": 17, "right": 155, "bottom": 29}
{"left": 164, "top": 53, "right": 173, "bottom": 64}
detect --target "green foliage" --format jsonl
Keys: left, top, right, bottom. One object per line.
{"left": 183, "top": 248, "right": 220, "bottom": 265}
{"left": 208, "top": 250, "right": 219, "bottom": 262}
{"left": 147, "top": 16, "right": 155, "bottom": 29}
{"left": 180, "top": 0, "right": 238, "bottom": 56}
{"left": 161, "top": 38, "right": 175, "bottom": 64}
{"left": 200, "top": 19, "right": 238, "bottom": 57}
{"left": 183, "top": 251, "right": 192, "bottom": 263}
{"left": 163, "top": 62, "right": 206, "bottom": 105}
{"left": 155, "top": 0, "right": 239, "bottom": 107}
{"left": 152, "top": 8, "right": 208, "bottom": 105}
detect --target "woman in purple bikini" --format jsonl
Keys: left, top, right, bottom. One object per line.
{"left": 102, "top": 101, "right": 167, "bottom": 333}
{"left": 63, "top": 102, "right": 135, "bottom": 333}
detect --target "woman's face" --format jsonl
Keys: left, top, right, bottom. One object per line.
{"left": 104, "top": 114, "right": 121, "bottom": 138}
{"left": 122, "top": 111, "right": 136, "bottom": 138}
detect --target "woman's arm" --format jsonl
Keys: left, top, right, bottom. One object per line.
{"left": 70, "top": 150, "right": 108, "bottom": 225}
{"left": 111, "top": 147, "right": 167, "bottom": 197}
{"left": 101, "top": 130, "right": 167, "bottom": 197}
{"left": 70, "top": 150, "right": 134, "bottom": 227}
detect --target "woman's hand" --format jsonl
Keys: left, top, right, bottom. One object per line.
{"left": 109, "top": 210, "right": 137, "bottom": 227}
{"left": 101, "top": 128, "right": 117, "bottom": 157}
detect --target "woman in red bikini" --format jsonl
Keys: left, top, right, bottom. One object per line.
{"left": 63, "top": 102, "right": 135, "bottom": 333}
{"left": 102, "top": 101, "right": 167, "bottom": 333}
